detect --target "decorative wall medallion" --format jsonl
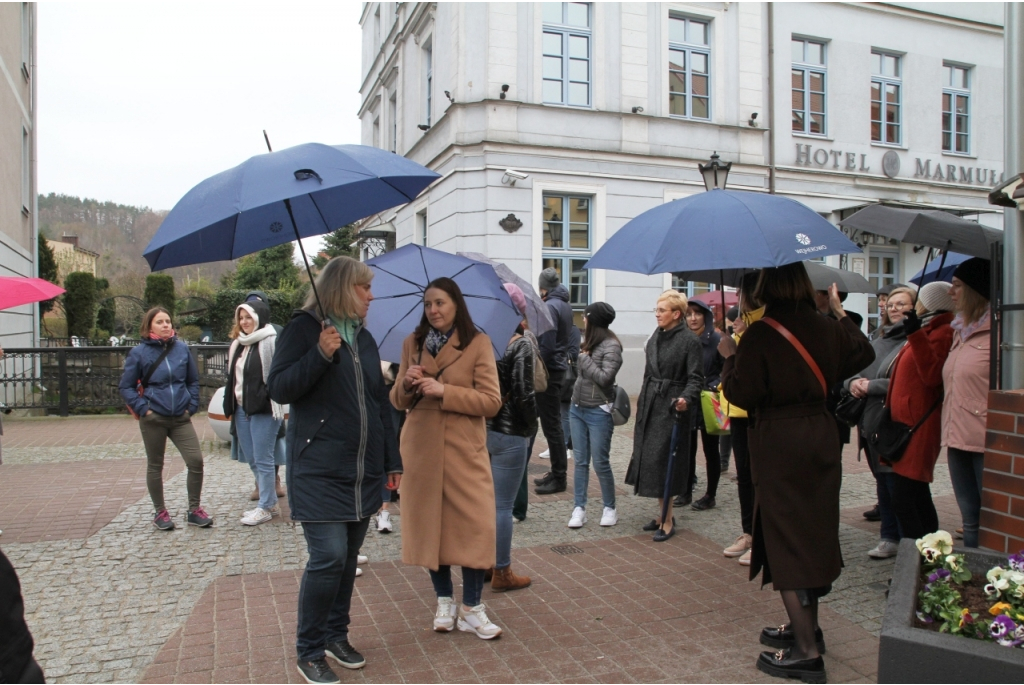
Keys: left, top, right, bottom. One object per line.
{"left": 882, "top": 150, "right": 901, "bottom": 179}
{"left": 499, "top": 214, "right": 523, "bottom": 233}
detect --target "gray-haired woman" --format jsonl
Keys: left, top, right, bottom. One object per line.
{"left": 268, "top": 256, "right": 402, "bottom": 684}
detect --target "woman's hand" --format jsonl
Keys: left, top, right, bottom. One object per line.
{"left": 386, "top": 473, "right": 402, "bottom": 490}
{"left": 674, "top": 398, "right": 688, "bottom": 412}
{"left": 319, "top": 324, "right": 341, "bottom": 358}
{"left": 828, "top": 283, "right": 847, "bottom": 319}
{"left": 718, "top": 335, "right": 738, "bottom": 359}
{"left": 403, "top": 365, "right": 425, "bottom": 392}
{"left": 850, "top": 377, "right": 870, "bottom": 398}
{"left": 145, "top": 410, "right": 153, "bottom": 416}
{"left": 414, "top": 376, "right": 445, "bottom": 398}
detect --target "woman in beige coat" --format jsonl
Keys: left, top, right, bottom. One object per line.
{"left": 390, "top": 277, "right": 504, "bottom": 640}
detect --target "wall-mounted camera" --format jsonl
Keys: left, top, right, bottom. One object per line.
{"left": 501, "top": 169, "right": 529, "bottom": 186}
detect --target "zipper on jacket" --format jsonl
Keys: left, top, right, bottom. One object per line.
{"left": 165, "top": 344, "right": 175, "bottom": 413}
{"left": 348, "top": 333, "right": 369, "bottom": 521}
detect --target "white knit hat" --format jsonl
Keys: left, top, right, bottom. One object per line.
{"left": 918, "top": 281, "right": 954, "bottom": 313}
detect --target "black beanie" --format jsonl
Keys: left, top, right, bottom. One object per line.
{"left": 953, "top": 257, "right": 990, "bottom": 298}
{"left": 726, "top": 306, "right": 739, "bottom": 322}
{"left": 584, "top": 302, "right": 615, "bottom": 328}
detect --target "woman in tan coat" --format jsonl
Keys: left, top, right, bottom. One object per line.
{"left": 390, "top": 277, "right": 504, "bottom": 640}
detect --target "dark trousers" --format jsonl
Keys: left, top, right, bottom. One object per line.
{"left": 687, "top": 425, "right": 721, "bottom": 499}
{"left": 139, "top": 412, "right": 204, "bottom": 511}
{"left": 891, "top": 473, "right": 939, "bottom": 540}
{"left": 536, "top": 370, "right": 567, "bottom": 481}
{"left": 731, "top": 417, "right": 754, "bottom": 535}
{"left": 296, "top": 518, "right": 371, "bottom": 661}
{"left": 513, "top": 434, "right": 537, "bottom": 520}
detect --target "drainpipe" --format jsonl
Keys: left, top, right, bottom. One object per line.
{"left": 1004, "top": 4, "right": 1024, "bottom": 389}
{"left": 766, "top": 3, "right": 776, "bottom": 195}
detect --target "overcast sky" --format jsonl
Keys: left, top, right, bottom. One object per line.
{"left": 38, "top": 1, "right": 365, "bottom": 255}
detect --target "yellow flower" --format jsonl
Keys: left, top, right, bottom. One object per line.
{"left": 959, "top": 607, "right": 972, "bottom": 627}
{"left": 989, "top": 602, "right": 1013, "bottom": 616}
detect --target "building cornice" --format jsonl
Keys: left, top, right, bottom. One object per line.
{"left": 845, "top": 2, "right": 1003, "bottom": 34}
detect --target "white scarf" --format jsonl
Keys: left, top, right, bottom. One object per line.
{"left": 229, "top": 326, "right": 285, "bottom": 421}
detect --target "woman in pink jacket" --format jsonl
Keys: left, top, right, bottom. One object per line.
{"left": 941, "top": 258, "right": 991, "bottom": 548}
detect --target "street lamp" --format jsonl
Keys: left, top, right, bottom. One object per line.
{"left": 699, "top": 151, "right": 732, "bottom": 191}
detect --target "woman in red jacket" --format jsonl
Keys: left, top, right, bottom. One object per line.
{"left": 885, "top": 281, "right": 955, "bottom": 539}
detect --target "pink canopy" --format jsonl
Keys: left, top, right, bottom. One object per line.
{"left": 0, "top": 277, "right": 65, "bottom": 311}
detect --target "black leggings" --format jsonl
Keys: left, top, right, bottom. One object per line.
{"left": 891, "top": 473, "right": 939, "bottom": 540}
{"left": 731, "top": 417, "right": 754, "bottom": 534}
{"left": 688, "top": 425, "right": 721, "bottom": 499}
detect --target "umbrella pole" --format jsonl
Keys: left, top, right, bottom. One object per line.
{"left": 934, "top": 249, "right": 949, "bottom": 285}
{"left": 660, "top": 424, "right": 681, "bottom": 529}
{"left": 720, "top": 269, "right": 727, "bottom": 330}
{"left": 284, "top": 197, "right": 326, "bottom": 322}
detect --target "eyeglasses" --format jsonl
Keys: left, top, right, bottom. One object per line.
{"left": 887, "top": 301, "right": 912, "bottom": 311}
{"left": 653, "top": 307, "right": 673, "bottom": 314}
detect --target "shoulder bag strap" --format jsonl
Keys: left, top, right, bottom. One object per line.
{"left": 761, "top": 317, "right": 827, "bottom": 396}
{"left": 141, "top": 343, "right": 174, "bottom": 389}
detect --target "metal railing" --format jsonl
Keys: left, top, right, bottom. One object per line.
{"left": 0, "top": 345, "right": 231, "bottom": 416}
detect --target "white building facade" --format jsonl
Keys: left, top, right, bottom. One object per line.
{"left": 357, "top": 2, "right": 1004, "bottom": 390}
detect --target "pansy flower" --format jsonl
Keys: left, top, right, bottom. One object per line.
{"left": 990, "top": 602, "right": 1013, "bottom": 616}
{"left": 990, "top": 614, "right": 1015, "bottom": 638}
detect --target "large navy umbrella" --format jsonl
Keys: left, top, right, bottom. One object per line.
{"left": 143, "top": 143, "right": 439, "bottom": 314}
{"left": 585, "top": 189, "right": 861, "bottom": 275}
{"left": 365, "top": 245, "right": 522, "bottom": 363}
{"left": 910, "top": 252, "right": 970, "bottom": 285}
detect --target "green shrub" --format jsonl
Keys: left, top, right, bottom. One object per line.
{"left": 207, "top": 288, "right": 305, "bottom": 340}
{"left": 144, "top": 273, "right": 176, "bottom": 314}
{"left": 63, "top": 272, "right": 97, "bottom": 338}
{"left": 178, "top": 325, "right": 203, "bottom": 342}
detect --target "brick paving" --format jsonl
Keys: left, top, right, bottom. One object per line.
{"left": 0, "top": 413, "right": 963, "bottom": 683}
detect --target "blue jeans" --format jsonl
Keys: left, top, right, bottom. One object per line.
{"left": 429, "top": 566, "right": 486, "bottom": 607}
{"left": 296, "top": 518, "right": 371, "bottom": 660}
{"left": 488, "top": 430, "right": 530, "bottom": 569}
{"left": 947, "top": 447, "right": 984, "bottom": 548}
{"left": 234, "top": 407, "right": 281, "bottom": 511}
{"left": 569, "top": 404, "right": 616, "bottom": 511}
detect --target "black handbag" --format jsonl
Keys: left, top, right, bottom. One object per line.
{"left": 868, "top": 399, "right": 941, "bottom": 463}
{"left": 834, "top": 390, "right": 866, "bottom": 427}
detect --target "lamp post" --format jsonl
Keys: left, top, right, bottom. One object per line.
{"left": 699, "top": 151, "right": 732, "bottom": 191}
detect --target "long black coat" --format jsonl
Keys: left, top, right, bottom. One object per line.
{"left": 721, "top": 300, "right": 873, "bottom": 591}
{"left": 625, "top": 324, "right": 703, "bottom": 498}
{"left": 267, "top": 310, "right": 401, "bottom": 522}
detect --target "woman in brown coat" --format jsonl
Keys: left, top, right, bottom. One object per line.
{"left": 720, "top": 263, "right": 873, "bottom": 684}
{"left": 390, "top": 277, "right": 503, "bottom": 640}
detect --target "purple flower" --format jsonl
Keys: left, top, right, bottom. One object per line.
{"left": 916, "top": 611, "right": 934, "bottom": 624}
{"left": 991, "top": 615, "right": 1016, "bottom": 640}
{"left": 1009, "top": 551, "right": 1024, "bottom": 573}
{"left": 927, "top": 568, "right": 952, "bottom": 584}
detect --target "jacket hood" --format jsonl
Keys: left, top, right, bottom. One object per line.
{"left": 544, "top": 283, "right": 570, "bottom": 303}
{"left": 688, "top": 299, "right": 717, "bottom": 344}
{"left": 236, "top": 300, "right": 272, "bottom": 331}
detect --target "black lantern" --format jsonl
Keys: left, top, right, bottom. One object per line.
{"left": 699, "top": 151, "right": 732, "bottom": 191}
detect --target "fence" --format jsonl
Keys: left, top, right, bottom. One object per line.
{"left": 0, "top": 345, "right": 231, "bottom": 416}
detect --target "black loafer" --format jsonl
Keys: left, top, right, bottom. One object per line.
{"left": 652, "top": 527, "right": 676, "bottom": 542}
{"left": 760, "top": 624, "right": 826, "bottom": 654}
{"left": 324, "top": 639, "right": 366, "bottom": 670}
{"left": 642, "top": 519, "right": 660, "bottom": 531}
{"left": 755, "top": 649, "right": 826, "bottom": 684}
{"left": 862, "top": 504, "right": 881, "bottom": 522}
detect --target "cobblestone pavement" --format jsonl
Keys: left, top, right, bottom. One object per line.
{"left": 0, "top": 414, "right": 962, "bottom": 683}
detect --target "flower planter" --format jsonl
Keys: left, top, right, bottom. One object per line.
{"left": 878, "top": 538, "right": 1024, "bottom": 683}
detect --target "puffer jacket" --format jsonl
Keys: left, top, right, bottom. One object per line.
{"left": 689, "top": 299, "right": 723, "bottom": 390}
{"left": 118, "top": 336, "right": 199, "bottom": 417}
{"left": 942, "top": 312, "right": 991, "bottom": 453}
{"left": 572, "top": 336, "right": 623, "bottom": 408}
{"left": 538, "top": 284, "right": 574, "bottom": 371}
{"left": 488, "top": 335, "right": 538, "bottom": 438}
{"left": 845, "top": 320, "right": 907, "bottom": 471}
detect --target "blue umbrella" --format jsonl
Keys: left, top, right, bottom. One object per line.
{"left": 456, "top": 252, "right": 555, "bottom": 337}
{"left": 142, "top": 143, "right": 439, "bottom": 314}
{"left": 365, "top": 244, "right": 522, "bottom": 363}
{"left": 910, "top": 251, "right": 970, "bottom": 285}
{"left": 585, "top": 189, "right": 861, "bottom": 275}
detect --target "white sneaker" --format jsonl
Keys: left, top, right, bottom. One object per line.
{"left": 567, "top": 449, "right": 573, "bottom": 460}
{"left": 240, "top": 507, "right": 273, "bottom": 526}
{"left": 434, "top": 596, "right": 456, "bottom": 632}
{"left": 355, "top": 567, "right": 363, "bottom": 577}
{"left": 599, "top": 507, "right": 618, "bottom": 527}
{"left": 568, "top": 506, "right": 587, "bottom": 529}
{"left": 457, "top": 603, "right": 502, "bottom": 640}
{"left": 357, "top": 554, "right": 368, "bottom": 565}
{"left": 377, "top": 509, "right": 393, "bottom": 533}
{"left": 539, "top": 448, "right": 550, "bottom": 459}
{"left": 868, "top": 540, "right": 900, "bottom": 559}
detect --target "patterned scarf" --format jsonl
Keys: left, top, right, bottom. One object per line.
{"left": 951, "top": 306, "right": 990, "bottom": 343}
{"left": 424, "top": 327, "right": 453, "bottom": 357}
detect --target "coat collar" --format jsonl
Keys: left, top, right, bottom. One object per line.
{"left": 418, "top": 330, "right": 466, "bottom": 375}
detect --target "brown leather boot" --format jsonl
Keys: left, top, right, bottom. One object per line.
{"left": 275, "top": 473, "right": 286, "bottom": 498}
{"left": 491, "top": 566, "right": 531, "bottom": 592}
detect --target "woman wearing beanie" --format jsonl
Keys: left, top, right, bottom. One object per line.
{"left": 884, "top": 282, "right": 955, "bottom": 539}
{"left": 567, "top": 302, "right": 623, "bottom": 529}
{"left": 941, "top": 257, "right": 991, "bottom": 548}
{"left": 223, "top": 300, "right": 286, "bottom": 526}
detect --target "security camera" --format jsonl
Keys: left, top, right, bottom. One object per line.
{"left": 501, "top": 169, "right": 529, "bottom": 186}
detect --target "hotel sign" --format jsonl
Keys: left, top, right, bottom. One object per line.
{"left": 794, "top": 144, "right": 1002, "bottom": 188}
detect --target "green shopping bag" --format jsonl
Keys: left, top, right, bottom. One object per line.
{"left": 700, "top": 390, "right": 731, "bottom": 435}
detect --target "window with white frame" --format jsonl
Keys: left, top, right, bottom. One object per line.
{"left": 871, "top": 51, "right": 902, "bottom": 145}
{"left": 671, "top": 277, "right": 712, "bottom": 298}
{"left": 423, "top": 42, "right": 433, "bottom": 126}
{"left": 372, "top": 116, "right": 380, "bottom": 149}
{"left": 542, "top": 194, "right": 592, "bottom": 318}
{"left": 541, "top": 3, "right": 591, "bottom": 108}
{"left": 22, "top": 126, "right": 30, "bottom": 213}
{"left": 389, "top": 93, "right": 398, "bottom": 153}
{"left": 668, "top": 15, "right": 711, "bottom": 120}
{"left": 791, "top": 38, "right": 826, "bottom": 135}
{"left": 942, "top": 63, "right": 970, "bottom": 155}
{"left": 417, "top": 210, "right": 428, "bottom": 246}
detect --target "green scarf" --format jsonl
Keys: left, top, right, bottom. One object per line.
{"left": 329, "top": 316, "right": 361, "bottom": 348}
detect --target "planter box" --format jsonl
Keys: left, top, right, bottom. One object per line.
{"left": 879, "top": 538, "right": 1024, "bottom": 683}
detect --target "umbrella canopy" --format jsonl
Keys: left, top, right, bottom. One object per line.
{"left": 143, "top": 143, "right": 440, "bottom": 271}
{"left": 804, "top": 261, "right": 873, "bottom": 293}
{"left": 0, "top": 277, "right": 65, "bottom": 311}
{"left": 838, "top": 205, "right": 1002, "bottom": 259}
{"left": 456, "top": 252, "right": 554, "bottom": 336}
{"left": 690, "top": 290, "right": 738, "bottom": 308}
{"left": 365, "top": 245, "right": 522, "bottom": 363}
{"left": 910, "top": 252, "right": 971, "bottom": 285}
{"left": 585, "top": 189, "right": 860, "bottom": 275}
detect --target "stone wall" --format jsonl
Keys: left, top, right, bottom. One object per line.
{"left": 980, "top": 390, "right": 1024, "bottom": 553}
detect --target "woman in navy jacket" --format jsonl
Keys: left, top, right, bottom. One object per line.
{"left": 268, "top": 256, "right": 402, "bottom": 684}
{"left": 118, "top": 306, "right": 211, "bottom": 531}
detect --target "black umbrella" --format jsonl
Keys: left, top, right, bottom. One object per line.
{"left": 804, "top": 261, "right": 873, "bottom": 293}
{"left": 837, "top": 204, "right": 1002, "bottom": 259}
